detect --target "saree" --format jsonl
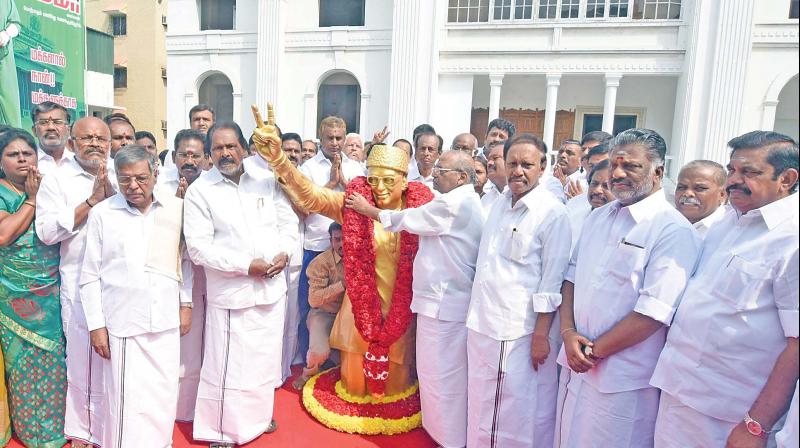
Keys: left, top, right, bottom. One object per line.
{"left": 0, "top": 184, "right": 66, "bottom": 448}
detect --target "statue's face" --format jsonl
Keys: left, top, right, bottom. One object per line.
{"left": 367, "top": 166, "right": 407, "bottom": 210}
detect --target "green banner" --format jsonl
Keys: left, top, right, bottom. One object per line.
{"left": 0, "top": 0, "right": 85, "bottom": 129}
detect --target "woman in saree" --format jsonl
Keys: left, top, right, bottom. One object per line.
{"left": 0, "top": 128, "right": 66, "bottom": 448}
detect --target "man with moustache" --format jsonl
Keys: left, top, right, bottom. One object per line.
{"left": 410, "top": 131, "right": 442, "bottom": 191}
{"left": 281, "top": 133, "right": 304, "bottom": 167}
{"left": 555, "top": 129, "right": 700, "bottom": 448}
{"left": 295, "top": 116, "right": 364, "bottom": 363}
{"left": 554, "top": 139, "right": 586, "bottom": 193}
{"left": 344, "top": 133, "right": 366, "bottom": 163}
{"left": 346, "top": 150, "right": 483, "bottom": 448}
{"left": 301, "top": 139, "right": 318, "bottom": 164}
{"left": 673, "top": 160, "right": 727, "bottom": 238}
{"left": 35, "top": 117, "right": 116, "bottom": 448}
{"left": 480, "top": 140, "right": 507, "bottom": 215}
{"left": 104, "top": 113, "right": 136, "bottom": 158}
{"left": 566, "top": 131, "right": 613, "bottom": 198}
{"left": 155, "top": 128, "right": 210, "bottom": 422}
{"left": 184, "top": 121, "right": 298, "bottom": 445}
{"left": 466, "top": 134, "right": 571, "bottom": 448}
{"left": 451, "top": 132, "right": 478, "bottom": 155}
{"left": 80, "top": 146, "right": 191, "bottom": 447}
{"left": 31, "top": 101, "right": 73, "bottom": 175}
{"left": 651, "top": 131, "right": 799, "bottom": 448}
{"left": 564, "top": 142, "right": 612, "bottom": 243}
{"left": 567, "top": 159, "right": 615, "bottom": 250}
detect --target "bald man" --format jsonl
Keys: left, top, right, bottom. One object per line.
{"left": 674, "top": 160, "right": 727, "bottom": 238}
{"left": 451, "top": 133, "right": 478, "bottom": 155}
{"left": 345, "top": 151, "right": 484, "bottom": 448}
{"left": 36, "top": 117, "right": 117, "bottom": 447}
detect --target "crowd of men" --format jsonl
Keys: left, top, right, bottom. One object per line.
{"left": 0, "top": 98, "right": 797, "bottom": 448}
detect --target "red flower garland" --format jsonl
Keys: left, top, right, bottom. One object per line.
{"left": 342, "top": 177, "right": 433, "bottom": 396}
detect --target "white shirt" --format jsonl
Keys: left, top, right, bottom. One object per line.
{"left": 566, "top": 192, "right": 592, "bottom": 252}
{"left": 37, "top": 147, "right": 73, "bottom": 176}
{"left": 299, "top": 151, "right": 364, "bottom": 251}
{"left": 183, "top": 156, "right": 299, "bottom": 309}
{"left": 480, "top": 182, "right": 506, "bottom": 218}
{"left": 35, "top": 158, "right": 98, "bottom": 302}
{"left": 79, "top": 192, "right": 193, "bottom": 337}
{"left": 542, "top": 173, "right": 567, "bottom": 204}
{"left": 467, "top": 186, "right": 571, "bottom": 340}
{"left": 692, "top": 204, "right": 727, "bottom": 239}
{"left": 557, "top": 191, "right": 700, "bottom": 393}
{"left": 650, "top": 194, "right": 799, "bottom": 423}
{"left": 565, "top": 169, "right": 588, "bottom": 194}
{"left": 379, "top": 184, "right": 484, "bottom": 322}
{"left": 409, "top": 172, "right": 435, "bottom": 193}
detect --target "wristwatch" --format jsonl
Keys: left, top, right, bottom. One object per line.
{"left": 744, "top": 412, "right": 769, "bottom": 439}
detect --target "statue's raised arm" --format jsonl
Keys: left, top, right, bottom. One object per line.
{"left": 251, "top": 104, "right": 345, "bottom": 223}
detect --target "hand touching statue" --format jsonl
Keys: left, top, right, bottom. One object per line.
{"left": 251, "top": 103, "right": 282, "bottom": 161}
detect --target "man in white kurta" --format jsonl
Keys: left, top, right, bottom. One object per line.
{"left": 650, "top": 131, "right": 799, "bottom": 448}
{"left": 158, "top": 128, "right": 209, "bottom": 421}
{"left": 346, "top": 150, "right": 483, "bottom": 447}
{"left": 673, "top": 160, "right": 728, "bottom": 239}
{"left": 555, "top": 129, "right": 700, "bottom": 448}
{"left": 34, "top": 117, "right": 116, "bottom": 447}
{"left": 466, "top": 136, "right": 571, "bottom": 448}
{"left": 80, "top": 146, "right": 191, "bottom": 447}
{"left": 184, "top": 122, "right": 298, "bottom": 446}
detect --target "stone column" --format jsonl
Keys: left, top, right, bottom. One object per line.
{"left": 602, "top": 74, "right": 622, "bottom": 134}
{"left": 488, "top": 73, "right": 505, "bottom": 124}
{"left": 543, "top": 73, "right": 561, "bottom": 153}
{"left": 256, "top": 0, "right": 281, "bottom": 108}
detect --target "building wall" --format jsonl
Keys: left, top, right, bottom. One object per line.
{"left": 86, "top": 0, "right": 169, "bottom": 149}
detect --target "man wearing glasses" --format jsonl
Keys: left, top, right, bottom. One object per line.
{"left": 35, "top": 116, "right": 117, "bottom": 448}
{"left": 31, "top": 101, "right": 73, "bottom": 176}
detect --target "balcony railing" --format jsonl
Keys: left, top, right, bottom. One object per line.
{"left": 447, "top": 0, "right": 681, "bottom": 24}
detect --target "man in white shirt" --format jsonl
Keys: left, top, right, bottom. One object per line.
{"left": 296, "top": 116, "right": 363, "bottom": 364}
{"left": 567, "top": 159, "right": 615, "bottom": 251}
{"left": 481, "top": 141, "right": 507, "bottom": 216}
{"left": 35, "top": 117, "right": 117, "bottom": 448}
{"left": 157, "top": 128, "right": 210, "bottom": 422}
{"left": 410, "top": 131, "right": 441, "bottom": 191}
{"left": 345, "top": 151, "right": 484, "bottom": 448}
{"left": 564, "top": 131, "right": 613, "bottom": 199}
{"left": 184, "top": 121, "right": 299, "bottom": 446}
{"left": 651, "top": 131, "right": 799, "bottom": 448}
{"left": 673, "top": 159, "right": 727, "bottom": 238}
{"left": 344, "top": 132, "right": 366, "bottom": 163}
{"left": 553, "top": 139, "right": 586, "bottom": 194}
{"left": 31, "top": 101, "right": 73, "bottom": 175}
{"left": 80, "top": 145, "right": 192, "bottom": 447}
{"left": 565, "top": 142, "right": 612, "bottom": 250}
{"left": 555, "top": 128, "right": 700, "bottom": 448}
{"left": 466, "top": 134, "right": 571, "bottom": 448}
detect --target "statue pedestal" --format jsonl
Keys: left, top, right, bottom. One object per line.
{"left": 302, "top": 367, "right": 422, "bottom": 435}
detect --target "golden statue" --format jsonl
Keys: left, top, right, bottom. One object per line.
{"left": 252, "top": 104, "right": 432, "bottom": 434}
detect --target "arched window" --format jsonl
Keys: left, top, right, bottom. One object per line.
{"left": 200, "top": 0, "right": 235, "bottom": 31}
{"left": 199, "top": 73, "right": 234, "bottom": 123}
{"left": 774, "top": 75, "right": 799, "bottom": 141}
{"left": 317, "top": 72, "right": 360, "bottom": 135}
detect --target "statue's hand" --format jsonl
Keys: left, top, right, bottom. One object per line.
{"left": 251, "top": 103, "right": 282, "bottom": 161}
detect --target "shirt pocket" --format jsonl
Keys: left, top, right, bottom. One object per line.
{"left": 710, "top": 254, "right": 771, "bottom": 311}
{"left": 606, "top": 241, "right": 646, "bottom": 286}
{"left": 503, "top": 231, "right": 533, "bottom": 264}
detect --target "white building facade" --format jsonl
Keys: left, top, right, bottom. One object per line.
{"left": 166, "top": 0, "right": 798, "bottom": 177}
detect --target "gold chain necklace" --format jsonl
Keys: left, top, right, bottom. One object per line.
{"left": 1, "top": 179, "right": 23, "bottom": 196}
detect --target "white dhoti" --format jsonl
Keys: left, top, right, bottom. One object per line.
{"left": 281, "top": 264, "right": 302, "bottom": 382}
{"left": 654, "top": 391, "right": 780, "bottom": 448}
{"left": 467, "top": 329, "right": 558, "bottom": 448}
{"left": 62, "top": 298, "right": 105, "bottom": 446}
{"left": 554, "top": 368, "right": 659, "bottom": 448}
{"left": 102, "top": 328, "right": 180, "bottom": 448}
{"left": 193, "top": 302, "right": 285, "bottom": 445}
{"left": 417, "top": 315, "right": 468, "bottom": 448}
{"left": 176, "top": 291, "right": 207, "bottom": 422}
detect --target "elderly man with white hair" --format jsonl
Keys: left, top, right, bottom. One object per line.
{"left": 555, "top": 129, "right": 700, "bottom": 448}
{"left": 344, "top": 132, "right": 366, "bottom": 163}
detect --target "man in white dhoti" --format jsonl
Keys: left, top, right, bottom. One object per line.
{"left": 80, "top": 146, "right": 192, "bottom": 447}
{"left": 158, "top": 129, "right": 210, "bottom": 422}
{"left": 346, "top": 150, "right": 484, "bottom": 448}
{"left": 466, "top": 134, "right": 571, "bottom": 448}
{"left": 184, "top": 121, "right": 298, "bottom": 446}
{"left": 35, "top": 117, "right": 116, "bottom": 448}
{"left": 555, "top": 129, "right": 700, "bottom": 448}
{"left": 673, "top": 159, "right": 727, "bottom": 238}
{"left": 651, "top": 131, "right": 799, "bottom": 448}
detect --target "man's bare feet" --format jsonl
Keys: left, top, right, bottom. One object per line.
{"left": 292, "top": 374, "right": 310, "bottom": 390}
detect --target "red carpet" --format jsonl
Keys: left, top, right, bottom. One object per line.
{"left": 6, "top": 367, "right": 437, "bottom": 447}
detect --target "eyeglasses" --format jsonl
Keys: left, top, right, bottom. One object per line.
{"left": 432, "top": 162, "right": 463, "bottom": 176}
{"left": 175, "top": 152, "right": 205, "bottom": 161}
{"left": 35, "top": 118, "right": 68, "bottom": 126}
{"left": 117, "top": 175, "right": 152, "bottom": 186}
{"left": 367, "top": 175, "right": 399, "bottom": 189}
{"left": 75, "top": 135, "right": 110, "bottom": 144}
